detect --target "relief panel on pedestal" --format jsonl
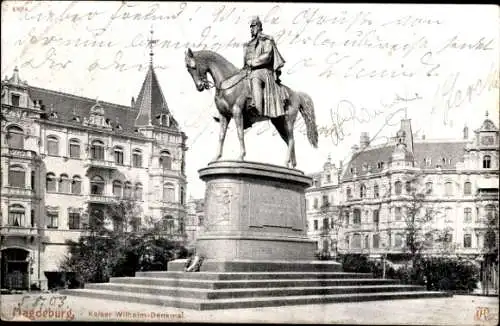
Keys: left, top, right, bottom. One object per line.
{"left": 204, "top": 182, "right": 238, "bottom": 231}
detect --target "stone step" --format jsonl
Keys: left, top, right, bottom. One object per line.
{"left": 63, "top": 288, "right": 451, "bottom": 310}
{"left": 85, "top": 282, "right": 425, "bottom": 299}
{"left": 109, "top": 277, "right": 401, "bottom": 289}
{"left": 134, "top": 271, "right": 374, "bottom": 280}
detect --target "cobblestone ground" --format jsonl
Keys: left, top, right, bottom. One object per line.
{"left": 1, "top": 293, "right": 498, "bottom": 325}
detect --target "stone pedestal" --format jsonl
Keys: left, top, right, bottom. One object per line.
{"left": 169, "top": 160, "right": 340, "bottom": 272}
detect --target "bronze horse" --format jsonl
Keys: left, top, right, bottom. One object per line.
{"left": 185, "top": 48, "right": 318, "bottom": 168}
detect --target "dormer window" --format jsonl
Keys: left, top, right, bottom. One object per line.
{"left": 11, "top": 94, "right": 20, "bottom": 107}
{"left": 157, "top": 113, "right": 170, "bottom": 127}
{"left": 72, "top": 116, "right": 81, "bottom": 122}
{"left": 49, "top": 111, "right": 58, "bottom": 119}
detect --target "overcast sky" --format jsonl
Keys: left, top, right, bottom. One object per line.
{"left": 2, "top": 2, "right": 498, "bottom": 198}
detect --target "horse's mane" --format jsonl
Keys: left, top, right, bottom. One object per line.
{"left": 193, "top": 50, "right": 239, "bottom": 76}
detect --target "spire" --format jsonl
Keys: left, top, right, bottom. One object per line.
{"left": 134, "top": 29, "right": 172, "bottom": 128}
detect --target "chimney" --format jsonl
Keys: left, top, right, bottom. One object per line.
{"left": 463, "top": 125, "right": 468, "bottom": 140}
{"left": 131, "top": 97, "right": 135, "bottom": 107}
{"left": 360, "top": 132, "right": 370, "bottom": 148}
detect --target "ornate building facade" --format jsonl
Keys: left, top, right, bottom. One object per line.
{"left": 306, "top": 115, "right": 499, "bottom": 261}
{"left": 1, "top": 59, "right": 188, "bottom": 290}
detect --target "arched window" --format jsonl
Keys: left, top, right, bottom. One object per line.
{"left": 159, "top": 150, "right": 172, "bottom": 170}
{"left": 135, "top": 183, "right": 143, "bottom": 200}
{"left": 464, "top": 182, "right": 472, "bottom": 195}
{"left": 124, "top": 181, "right": 132, "bottom": 198}
{"left": 444, "top": 181, "right": 453, "bottom": 196}
{"left": 360, "top": 184, "right": 366, "bottom": 198}
{"left": 8, "top": 165, "right": 25, "bottom": 188}
{"left": 91, "top": 140, "right": 105, "bottom": 160}
{"left": 353, "top": 209, "right": 361, "bottom": 224}
{"left": 114, "top": 146, "right": 124, "bottom": 165}
{"left": 90, "top": 175, "right": 105, "bottom": 195}
{"left": 46, "top": 173, "right": 57, "bottom": 192}
{"left": 132, "top": 149, "right": 142, "bottom": 168}
{"left": 373, "top": 184, "right": 379, "bottom": 198}
{"left": 373, "top": 209, "right": 380, "bottom": 224}
{"left": 162, "top": 215, "right": 175, "bottom": 234}
{"left": 112, "top": 180, "right": 122, "bottom": 197}
{"left": 69, "top": 139, "right": 80, "bottom": 158}
{"left": 46, "top": 135, "right": 59, "bottom": 156}
{"left": 395, "top": 181, "right": 402, "bottom": 195}
{"left": 8, "top": 204, "right": 25, "bottom": 226}
{"left": 59, "top": 174, "right": 70, "bottom": 193}
{"left": 163, "top": 182, "right": 175, "bottom": 202}
{"left": 483, "top": 155, "right": 491, "bottom": 169}
{"left": 71, "top": 175, "right": 81, "bottom": 194}
{"left": 6, "top": 125, "right": 24, "bottom": 149}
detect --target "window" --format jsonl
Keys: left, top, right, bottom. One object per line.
{"left": 485, "top": 204, "right": 498, "bottom": 224}
{"left": 114, "top": 146, "right": 124, "bottom": 165}
{"left": 345, "top": 236, "right": 350, "bottom": 249}
{"left": 445, "top": 181, "right": 453, "bottom": 196}
{"left": 71, "top": 175, "right": 81, "bottom": 194}
{"left": 395, "top": 234, "right": 403, "bottom": 247}
{"left": 132, "top": 149, "right": 142, "bottom": 168}
{"left": 445, "top": 207, "right": 453, "bottom": 222}
{"left": 112, "top": 180, "right": 122, "bottom": 197}
{"left": 159, "top": 150, "right": 172, "bottom": 169}
{"left": 364, "top": 235, "right": 369, "bottom": 249}
{"left": 395, "top": 181, "right": 402, "bottom": 195}
{"left": 59, "top": 174, "right": 70, "bottom": 193}
{"left": 373, "top": 209, "right": 380, "bottom": 224}
{"left": 346, "top": 187, "right": 352, "bottom": 199}
{"left": 326, "top": 173, "right": 331, "bottom": 183}
{"left": 373, "top": 234, "right": 380, "bottom": 248}
{"left": 47, "top": 211, "right": 59, "bottom": 229}
{"left": 313, "top": 220, "right": 318, "bottom": 230}
{"left": 135, "top": 183, "right": 143, "bottom": 200}
{"left": 30, "top": 209, "right": 35, "bottom": 227}
{"left": 90, "top": 175, "right": 105, "bottom": 195}
{"left": 377, "top": 162, "right": 384, "bottom": 169}
{"left": 463, "top": 234, "right": 472, "bottom": 248}
{"left": 373, "top": 184, "right": 379, "bottom": 198}
{"left": 344, "top": 211, "right": 350, "bottom": 225}
{"left": 322, "top": 218, "right": 329, "bottom": 231}
{"left": 68, "top": 212, "right": 80, "bottom": 230}
{"left": 425, "top": 182, "right": 433, "bottom": 195}
{"left": 91, "top": 140, "right": 105, "bottom": 160}
{"left": 69, "top": 139, "right": 80, "bottom": 158}
{"left": 395, "top": 207, "right": 402, "bottom": 221}
{"left": 464, "top": 182, "right": 472, "bottom": 195}
{"left": 163, "top": 183, "right": 175, "bottom": 202}
{"left": 313, "top": 198, "right": 318, "bottom": 209}
{"left": 46, "top": 135, "right": 59, "bottom": 156}
{"left": 424, "top": 157, "right": 432, "bottom": 167}
{"left": 352, "top": 234, "right": 361, "bottom": 248}
{"left": 353, "top": 209, "right": 361, "bottom": 224}
{"left": 8, "top": 165, "right": 25, "bottom": 188}
{"left": 31, "top": 171, "right": 35, "bottom": 190}
{"left": 405, "top": 181, "right": 412, "bottom": 194}
{"left": 11, "top": 94, "right": 20, "bottom": 107}
{"left": 8, "top": 204, "right": 25, "bottom": 226}
{"left": 6, "top": 126, "right": 24, "bottom": 149}
{"left": 180, "top": 186, "right": 185, "bottom": 204}
{"left": 483, "top": 155, "right": 491, "bottom": 169}
{"left": 46, "top": 173, "right": 57, "bottom": 192}
{"left": 464, "top": 208, "right": 472, "bottom": 223}
{"left": 322, "top": 194, "right": 329, "bottom": 207}
{"left": 124, "top": 182, "right": 132, "bottom": 198}
{"left": 360, "top": 184, "right": 366, "bottom": 198}
{"left": 162, "top": 215, "right": 175, "bottom": 234}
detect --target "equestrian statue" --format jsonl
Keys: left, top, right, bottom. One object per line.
{"left": 185, "top": 16, "right": 318, "bottom": 168}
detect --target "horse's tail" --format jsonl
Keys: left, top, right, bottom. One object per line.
{"left": 298, "top": 92, "right": 318, "bottom": 148}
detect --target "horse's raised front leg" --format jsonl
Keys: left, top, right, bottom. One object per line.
{"left": 212, "top": 114, "right": 229, "bottom": 162}
{"left": 233, "top": 104, "right": 246, "bottom": 161}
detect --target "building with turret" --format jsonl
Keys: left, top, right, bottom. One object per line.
{"left": 1, "top": 41, "right": 188, "bottom": 290}
{"left": 306, "top": 115, "right": 499, "bottom": 262}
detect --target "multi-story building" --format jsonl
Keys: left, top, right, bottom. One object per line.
{"left": 306, "top": 115, "right": 499, "bottom": 261}
{"left": 185, "top": 198, "right": 205, "bottom": 247}
{"left": 1, "top": 52, "right": 188, "bottom": 290}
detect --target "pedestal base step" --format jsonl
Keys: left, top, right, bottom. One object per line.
{"left": 61, "top": 270, "right": 452, "bottom": 310}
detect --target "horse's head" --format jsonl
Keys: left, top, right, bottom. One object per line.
{"left": 185, "top": 48, "right": 210, "bottom": 92}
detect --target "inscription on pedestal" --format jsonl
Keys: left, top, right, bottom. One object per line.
{"left": 247, "top": 184, "right": 303, "bottom": 230}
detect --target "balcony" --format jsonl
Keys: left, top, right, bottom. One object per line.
{"left": 149, "top": 201, "right": 186, "bottom": 210}
{"left": 147, "top": 168, "right": 183, "bottom": 178}
{"left": 84, "top": 159, "right": 117, "bottom": 170}
{"left": 1, "top": 187, "right": 36, "bottom": 198}
{"left": 85, "top": 194, "right": 117, "bottom": 204}
{"left": 0, "top": 226, "right": 39, "bottom": 237}
{"left": 1, "top": 147, "right": 37, "bottom": 160}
